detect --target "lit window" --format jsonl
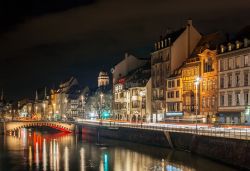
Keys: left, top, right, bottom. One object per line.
{"left": 244, "top": 55, "right": 249, "bottom": 66}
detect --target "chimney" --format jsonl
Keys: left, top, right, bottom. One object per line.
{"left": 35, "top": 90, "right": 38, "bottom": 101}
{"left": 187, "top": 19, "right": 192, "bottom": 26}
{"left": 125, "top": 52, "right": 129, "bottom": 59}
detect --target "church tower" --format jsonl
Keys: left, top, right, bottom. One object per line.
{"left": 98, "top": 71, "right": 109, "bottom": 87}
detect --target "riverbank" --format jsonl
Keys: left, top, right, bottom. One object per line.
{"left": 78, "top": 123, "right": 250, "bottom": 170}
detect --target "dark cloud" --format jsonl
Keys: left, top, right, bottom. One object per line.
{"left": 0, "top": 0, "right": 249, "bottom": 100}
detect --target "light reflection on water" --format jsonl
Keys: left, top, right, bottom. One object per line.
{"left": 0, "top": 128, "right": 237, "bottom": 171}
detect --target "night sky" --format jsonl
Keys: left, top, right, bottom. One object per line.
{"left": 0, "top": 0, "right": 249, "bottom": 101}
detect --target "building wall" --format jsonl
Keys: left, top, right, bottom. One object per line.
{"left": 146, "top": 78, "right": 152, "bottom": 121}
{"left": 182, "top": 60, "right": 200, "bottom": 120}
{"left": 218, "top": 46, "right": 250, "bottom": 124}
{"left": 166, "top": 76, "right": 183, "bottom": 120}
{"left": 199, "top": 49, "right": 218, "bottom": 123}
{"left": 151, "top": 20, "right": 201, "bottom": 122}
{"left": 112, "top": 53, "right": 147, "bottom": 84}
{"left": 171, "top": 23, "right": 201, "bottom": 75}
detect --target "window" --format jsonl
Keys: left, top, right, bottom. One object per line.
{"left": 236, "top": 57, "right": 241, "bottom": 68}
{"left": 220, "top": 94, "right": 224, "bottom": 106}
{"left": 244, "top": 71, "right": 249, "bottom": 86}
{"left": 212, "top": 97, "right": 215, "bottom": 108}
{"left": 132, "top": 89, "right": 138, "bottom": 96}
{"left": 244, "top": 91, "right": 249, "bottom": 105}
{"left": 244, "top": 55, "right": 249, "bottom": 67}
{"left": 236, "top": 73, "right": 240, "bottom": 87}
{"left": 224, "top": 59, "right": 228, "bottom": 70}
{"left": 167, "top": 92, "right": 171, "bottom": 98}
{"left": 236, "top": 92, "right": 241, "bottom": 106}
{"left": 220, "top": 60, "right": 224, "bottom": 71}
{"left": 172, "top": 80, "right": 175, "bottom": 87}
{"left": 176, "top": 91, "right": 179, "bottom": 98}
{"left": 228, "top": 58, "right": 234, "bottom": 69}
{"left": 228, "top": 94, "right": 232, "bottom": 106}
{"left": 202, "top": 97, "right": 205, "bottom": 108}
{"left": 220, "top": 77, "right": 224, "bottom": 88}
{"left": 204, "top": 57, "right": 213, "bottom": 72}
{"left": 207, "top": 97, "right": 211, "bottom": 108}
{"left": 208, "top": 80, "right": 212, "bottom": 90}
{"left": 168, "top": 81, "right": 172, "bottom": 88}
{"left": 177, "top": 79, "right": 180, "bottom": 87}
{"left": 228, "top": 74, "right": 232, "bottom": 88}
{"left": 202, "top": 80, "right": 207, "bottom": 91}
{"left": 132, "top": 100, "right": 140, "bottom": 108}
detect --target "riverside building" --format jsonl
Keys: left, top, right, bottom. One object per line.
{"left": 151, "top": 20, "right": 201, "bottom": 122}
{"left": 217, "top": 38, "right": 250, "bottom": 124}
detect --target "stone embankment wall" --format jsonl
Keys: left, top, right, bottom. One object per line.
{"left": 78, "top": 124, "right": 250, "bottom": 170}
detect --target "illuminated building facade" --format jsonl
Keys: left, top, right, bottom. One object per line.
{"left": 98, "top": 71, "right": 109, "bottom": 87}
{"left": 166, "top": 68, "right": 183, "bottom": 121}
{"left": 113, "top": 62, "right": 151, "bottom": 121}
{"left": 151, "top": 20, "right": 201, "bottom": 122}
{"left": 182, "top": 57, "right": 200, "bottom": 121}
{"left": 199, "top": 49, "right": 218, "bottom": 123}
{"left": 217, "top": 38, "right": 250, "bottom": 124}
{"left": 112, "top": 53, "right": 148, "bottom": 120}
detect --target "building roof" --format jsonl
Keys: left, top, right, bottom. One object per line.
{"left": 189, "top": 32, "right": 225, "bottom": 58}
{"left": 153, "top": 27, "right": 186, "bottom": 52}
{"left": 124, "top": 62, "right": 151, "bottom": 88}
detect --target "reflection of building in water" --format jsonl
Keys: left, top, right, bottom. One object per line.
{"left": 112, "top": 148, "right": 158, "bottom": 171}
{"left": 99, "top": 152, "right": 109, "bottom": 171}
{"left": 80, "top": 148, "right": 85, "bottom": 171}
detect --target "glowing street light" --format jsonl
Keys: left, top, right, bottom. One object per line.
{"left": 194, "top": 76, "right": 201, "bottom": 134}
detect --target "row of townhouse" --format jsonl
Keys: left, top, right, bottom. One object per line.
{"left": 112, "top": 20, "right": 250, "bottom": 124}
{"left": 165, "top": 34, "right": 250, "bottom": 124}
{"left": 112, "top": 55, "right": 151, "bottom": 122}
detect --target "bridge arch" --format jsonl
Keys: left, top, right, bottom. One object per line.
{"left": 4, "top": 121, "right": 75, "bottom": 134}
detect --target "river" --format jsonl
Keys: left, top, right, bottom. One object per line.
{"left": 0, "top": 128, "right": 237, "bottom": 171}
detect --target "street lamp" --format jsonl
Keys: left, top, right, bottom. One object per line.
{"left": 81, "top": 95, "right": 84, "bottom": 119}
{"left": 194, "top": 76, "right": 201, "bottom": 134}
{"left": 100, "top": 93, "right": 104, "bottom": 121}
{"left": 64, "top": 98, "right": 68, "bottom": 119}
{"left": 43, "top": 102, "right": 46, "bottom": 120}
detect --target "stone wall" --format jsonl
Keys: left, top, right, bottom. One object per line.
{"left": 79, "top": 124, "right": 250, "bottom": 170}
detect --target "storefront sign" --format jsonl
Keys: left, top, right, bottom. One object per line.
{"left": 166, "top": 112, "right": 183, "bottom": 117}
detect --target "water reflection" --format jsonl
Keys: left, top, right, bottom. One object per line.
{"left": 0, "top": 128, "right": 237, "bottom": 171}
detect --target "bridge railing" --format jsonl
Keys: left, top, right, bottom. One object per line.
{"left": 80, "top": 121, "right": 250, "bottom": 140}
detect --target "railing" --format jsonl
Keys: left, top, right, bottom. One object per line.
{"left": 80, "top": 121, "right": 250, "bottom": 140}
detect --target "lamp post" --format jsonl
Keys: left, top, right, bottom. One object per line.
{"left": 194, "top": 77, "right": 201, "bottom": 134}
{"left": 64, "top": 98, "right": 68, "bottom": 120}
{"left": 81, "top": 95, "right": 84, "bottom": 119}
{"left": 100, "top": 93, "right": 104, "bottom": 122}
{"left": 43, "top": 102, "right": 46, "bottom": 120}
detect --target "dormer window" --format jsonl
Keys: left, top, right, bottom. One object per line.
{"left": 228, "top": 43, "right": 232, "bottom": 51}
{"left": 236, "top": 41, "right": 240, "bottom": 49}
{"left": 154, "top": 43, "right": 157, "bottom": 50}
{"left": 220, "top": 45, "right": 225, "bottom": 53}
{"left": 157, "top": 42, "right": 161, "bottom": 49}
{"left": 161, "top": 40, "right": 164, "bottom": 48}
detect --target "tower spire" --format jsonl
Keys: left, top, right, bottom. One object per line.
{"left": 35, "top": 90, "right": 38, "bottom": 101}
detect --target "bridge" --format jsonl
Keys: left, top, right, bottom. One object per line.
{"left": 4, "top": 121, "right": 75, "bottom": 134}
